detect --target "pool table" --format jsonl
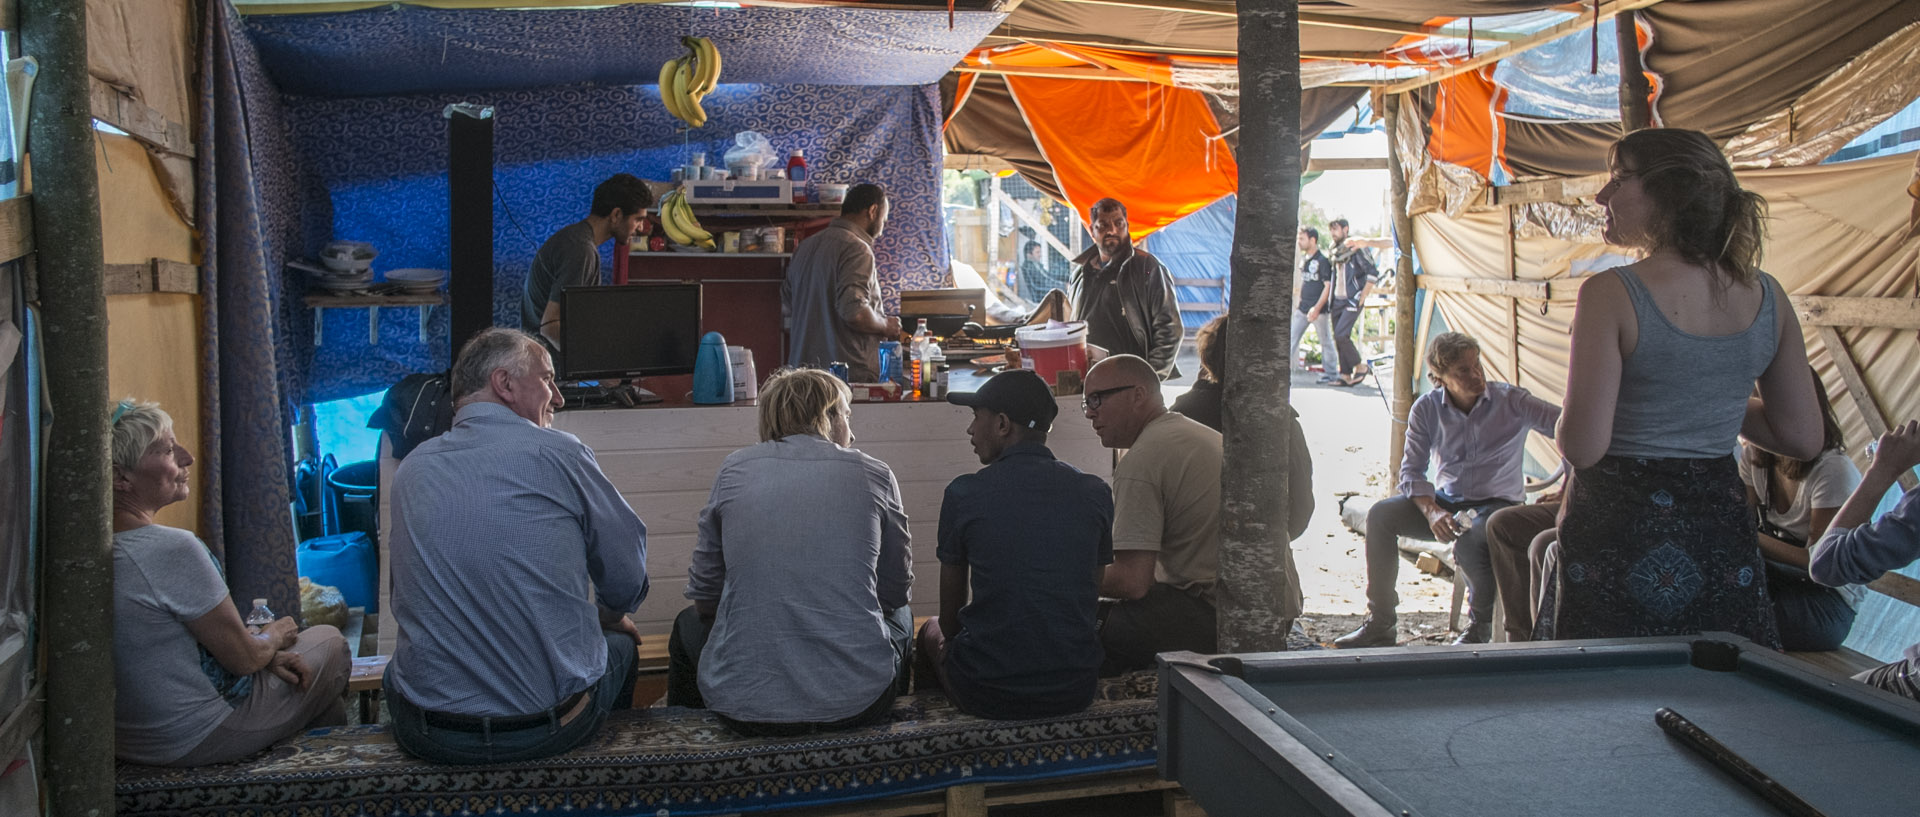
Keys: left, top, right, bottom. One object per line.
{"left": 1158, "top": 635, "right": 1920, "bottom": 817}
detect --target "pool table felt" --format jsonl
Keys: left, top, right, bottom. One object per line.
{"left": 1237, "top": 655, "right": 1920, "bottom": 817}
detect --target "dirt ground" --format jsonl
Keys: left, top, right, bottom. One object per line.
{"left": 1167, "top": 354, "right": 1463, "bottom": 648}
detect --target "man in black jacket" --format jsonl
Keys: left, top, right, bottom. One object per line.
{"left": 1068, "top": 199, "right": 1182, "bottom": 380}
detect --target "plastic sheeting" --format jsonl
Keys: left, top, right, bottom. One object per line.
{"left": 1143, "top": 194, "right": 1235, "bottom": 330}
{"left": 1725, "top": 21, "right": 1920, "bottom": 169}
{"left": 1492, "top": 21, "right": 1622, "bottom": 123}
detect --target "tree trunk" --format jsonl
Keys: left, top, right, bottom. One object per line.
{"left": 24, "top": 0, "right": 116, "bottom": 813}
{"left": 1217, "top": 0, "right": 1301, "bottom": 654}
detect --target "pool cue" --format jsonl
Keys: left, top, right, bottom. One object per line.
{"left": 1653, "top": 708, "right": 1830, "bottom": 817}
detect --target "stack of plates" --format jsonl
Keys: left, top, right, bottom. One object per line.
{"left": 384, "top": 268, "right": 448, "bottom": 294}
{"left": 290, "top": 258, "right": 374, "bottom": 292}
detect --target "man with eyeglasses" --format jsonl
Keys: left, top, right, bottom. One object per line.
{"left": 1082, "top": 355, "right": 1226, "bottom": 674}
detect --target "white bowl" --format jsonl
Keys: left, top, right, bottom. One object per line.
{"left": 816, "top": 183, "right": 849, "bottom": 204}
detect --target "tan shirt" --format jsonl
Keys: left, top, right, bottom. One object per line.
{"left": 1111, "top": 411, "right": 1222, "bottom": 597}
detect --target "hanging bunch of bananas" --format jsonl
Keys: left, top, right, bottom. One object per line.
{"left": 658, "top": 189, "right": 716, "bottom": 250}
{"left": 659, "top": 36, "right": 722, "bottom": 129}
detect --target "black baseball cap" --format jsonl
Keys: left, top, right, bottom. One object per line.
{"left": 948, "top": 369, "right": 1058, "bottom": 430}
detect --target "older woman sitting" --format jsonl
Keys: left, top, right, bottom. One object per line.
{"left": 665, "top": 368, "right": 914, "bottom": 736}
{"left": 111, "top": 399, "right": 350, "bottom": 766}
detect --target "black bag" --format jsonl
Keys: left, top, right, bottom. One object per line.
{"left": 368, "top": 372, "right": 453, "bottom": 459}
{"left": 1285, "top": 405, "right": 1315, "bottom": 541}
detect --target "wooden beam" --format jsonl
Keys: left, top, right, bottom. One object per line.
{"left": 240, "top": 0, "right": 1004, "bottom": 12}
{"left": 0, "top": 1, "right": 13, "bottom": 31}
{"left": 1816, "top": 324, "right": 1918, "bottom": 492}
{"left": 102, "top": 258, "right": 199, "bottom": 296}
{"left": 1308, "top": 157, "right": 1390, "bottom": 171}
{"left": 0, "top": 196, "right": 31, "bottom": 264}
{"left": 89, "top": 78, "right": 194, "bottom": 158}
{"left": 1793, "top": 296, "right": 1920, "bottom": 331}
{"left": 981, "top": 34, "right": 1237, "bottom": 57}
{"left": 1490, "top": 173, "right": 1609, "bottom": 207}
{"left": 1383, "top": 0, "right": 1669, "bottom": 95}
{"left": 1415, "top": 274, "right": 1550, "bottom": 300}
{"left": 1868, "top": 571, "right": 1920, "bottom": 610}
{"left": 954, "top": 65, "right": 1149, "bottom": 83}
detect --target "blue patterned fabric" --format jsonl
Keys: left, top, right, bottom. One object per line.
{"left": 1537, "top": 454, "right": 1781, "bottom": 648}
{"left": 243, "top": 5, "right": 1003, "bottom": 97}
{"left": 284, "top": 83, "right": 949, "bottom": 402}
{"left": 195, "top": 0, "right": 304, "bottom": 621}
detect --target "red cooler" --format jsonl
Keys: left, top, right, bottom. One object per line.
{"left": 1015, "top": 321, "right": 1089, "bottom": 387}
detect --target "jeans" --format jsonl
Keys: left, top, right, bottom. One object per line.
{"left": 1768, "top": 565, "right": 1857, "bottom": 652}
{"left": 667, "top": 604, "right": 913, "bottom": 735}
{"left": 1289, "top": 310, "right": 1334, "bottom": 371}
{"left": 1364, "top": 494, "right": 1515, "bottom": 625}
{"left": 1330, "top": 301, "right": 1364, "bottom": 376}
{"left": 387, "top": 630, "right": 638, "bottom": 765}
{"left": 1098, "top": 583, "right": 1217, "bottom": 676}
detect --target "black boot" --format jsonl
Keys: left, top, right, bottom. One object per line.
{"left": 1333, "top": 616, "right": 1397, "bottom": 649}
{"left": 1451, "top": 621, "right": 1492, "bottom": 645}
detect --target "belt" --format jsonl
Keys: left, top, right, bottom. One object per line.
{"left": 420, "top": 690, "right": 591, "bottom": 734}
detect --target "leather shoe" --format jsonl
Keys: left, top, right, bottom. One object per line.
{"left": 1333, "top": 617, "right": 1398, "bottom": 649}
{"left": 1451, "top": 622, "right": 1492, "bottom": 645}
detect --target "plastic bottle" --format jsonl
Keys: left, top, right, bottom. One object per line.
{"left": 927, "top": 343, "right": 946, "bottom": 398}
{"left": 1452, "top": 508, "right": 1478, "bottom": 530}
{"left": 911, "top": 319, "right": 931, "bottom": 394}
{"left": 245, "top": 598, "right": 275, "bottom": 635}
{"left": 786, "top": 149, "right": 809, "bottom": 204}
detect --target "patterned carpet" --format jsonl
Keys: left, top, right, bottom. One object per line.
{"left": 117, "top": 673, "right": 1161, "bottom": 817}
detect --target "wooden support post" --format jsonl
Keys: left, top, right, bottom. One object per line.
{"left": 1505, "top": 210, "right": 1520, "bottom": 385}
{"left": 944, "top": 783, "right": 987, "bottom": 817}
{"left": 1385, "top": 92, "right": 1418, "bottom": 473}
{"left": 1615, "top": 10, "right": 1653, "bottom": 132}
{"left": 1817, "top": 325, "right": 1918, "bottom": 491}
{"left": 1215, "top": 0, "right": 1302, "bottom": 654}
{"left": 987, "top": 174, "right": 1001, "bottom": 281}
{"left": 24, "top": 0, "right": 117, "bottom": 814}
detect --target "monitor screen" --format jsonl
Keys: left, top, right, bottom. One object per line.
{"left": 557, "top": 284, "right": 703, "bottom": 380}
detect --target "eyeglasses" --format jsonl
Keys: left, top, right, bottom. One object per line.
{"left": 1081, "top": 384, "right": 1137, "bottom": 412}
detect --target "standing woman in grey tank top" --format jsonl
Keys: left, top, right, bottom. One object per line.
{"left": 1534, "top": 129, "right": 1824, "bottom": 647}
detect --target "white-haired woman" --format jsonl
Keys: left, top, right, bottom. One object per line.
{"left": 111, "top": 400, "right": 349, "bottom": 766}
{"left": 666, "top": 369, "right": 914, "bottom": 736}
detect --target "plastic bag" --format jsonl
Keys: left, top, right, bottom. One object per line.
{"left": 299, "top": 577, "right": 349, "bottom": 631}
{"left": 723, "top": 131, "right": 778, "bottom": 172}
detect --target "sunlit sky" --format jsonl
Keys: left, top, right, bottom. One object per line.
{"left": 1301, "top": 129, "right": 1391, "bottom": 238}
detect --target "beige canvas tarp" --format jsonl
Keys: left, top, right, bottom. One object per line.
{"left": 1413, "top": 151, "right": 1920, "bottom": 475}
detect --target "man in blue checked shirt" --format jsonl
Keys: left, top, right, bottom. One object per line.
{"left": 383, "top": 328, "right": 649, "bottom": 764}
{"left": 1335, "top": 332, "right": 1560, "bottom": 648}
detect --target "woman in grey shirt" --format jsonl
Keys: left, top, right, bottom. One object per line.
{"left": 1541, "top": 129, "right": 1823, "bottom": 646}
{"left": 110, "top": 400, "right": 349, "bottom": 765}
{"left": 666, "top": 369, "right": 914, "bottom": 735}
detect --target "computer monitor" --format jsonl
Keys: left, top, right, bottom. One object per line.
{"left": 556, "top": 283, "right": 702, "bottom": 381}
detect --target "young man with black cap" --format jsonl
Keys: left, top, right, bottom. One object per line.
{"left": 917, "top": 370, "right": 1114, "bottom": 718}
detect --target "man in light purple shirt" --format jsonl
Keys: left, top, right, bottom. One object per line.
{"left": 1336, "top": 333, "right": 1560, "bottom": 648}
{"left": 1810, "top": 419, "right": 1920, "bottom": 701}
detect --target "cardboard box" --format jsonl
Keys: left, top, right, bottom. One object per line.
{"left": 684, "top": 179, "right": 793, "bottom": 205}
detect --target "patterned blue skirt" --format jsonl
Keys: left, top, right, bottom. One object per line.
{"left": 1536, "top": 454, "right": 1781, "bottom": 648}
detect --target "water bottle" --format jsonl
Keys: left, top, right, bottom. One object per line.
{"left": 245, "top": 598, "right": 275, "bottom": 635}
{"left": 1452, "top": 508, "right": 1478, "bottom": 530}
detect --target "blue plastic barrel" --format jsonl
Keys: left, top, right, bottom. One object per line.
{"left": 326, "top": 460, "right": 379, "bottom": 544}
{"left": 297, "top": 531, "right": 378, "bottom": 613}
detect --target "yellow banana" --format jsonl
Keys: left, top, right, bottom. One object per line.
{"left": 672, "top": 60, "right": 706, "bottom": 128}
{"left": 672, "top": 194, "right": 713, "bottom": 242}
{"left": 659, "top": 192, "right": 697, "bottom": 245}
{"left": 658, "top": 57, "right": 688, "bottom": 124}
{"left": 683, "top": 36, "right": 721, "bottom": 97}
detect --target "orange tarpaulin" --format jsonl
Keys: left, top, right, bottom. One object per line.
{"left": 1003, "top": 75, "right": 1237, "bottom": 240}
{"left": 1427, "top": 65, "right": 1508, "bottom": 182}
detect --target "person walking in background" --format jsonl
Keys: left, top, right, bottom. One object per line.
{"left": 1325, "top": 218, "right": 1379, "bottom": 387}
{"left": 1289, "top": 227, "right": 1334, "bottom": 379}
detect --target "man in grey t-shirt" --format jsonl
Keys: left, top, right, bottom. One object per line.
{"left": 521, "top": 173, "right": 653, "bottom": 350}
{"left": 783, "top": 183, "right": 902, "bottom": 381}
